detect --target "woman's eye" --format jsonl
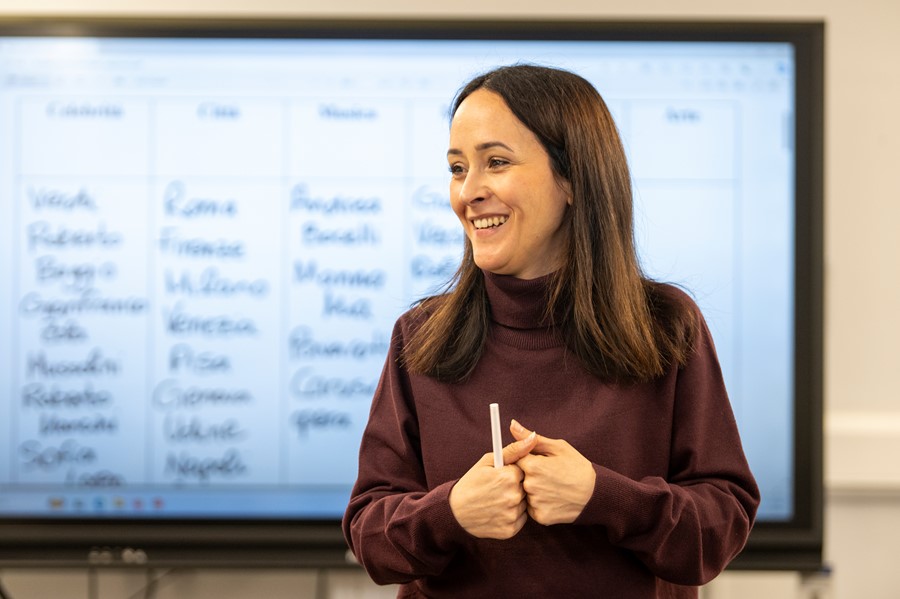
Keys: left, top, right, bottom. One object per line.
{"left": 448, "top": 164, "right": 465, "bottom": 176}
{"left": 488, "top": 158, "right": 508, "bottom": 169}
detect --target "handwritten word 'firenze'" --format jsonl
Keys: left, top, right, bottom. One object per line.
{"left": 159, "top": 227, "right": 244, "bottom": 258}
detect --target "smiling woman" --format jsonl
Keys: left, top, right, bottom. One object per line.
{"left": 343, "top": 64, "right": 760, "bottom": 598}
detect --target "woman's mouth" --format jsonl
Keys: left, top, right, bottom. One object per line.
{"left": 472, "top": 216, "right": 508, "bottom": 230}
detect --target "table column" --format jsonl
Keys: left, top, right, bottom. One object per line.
{"left": 284, "top": 97, "right": 407, "bottom": 486}
{"left": 13, "top": 96, "right": 152, "bottom": 494}
{"left": 149, "top": 97, "right": 285, "bottom": 486}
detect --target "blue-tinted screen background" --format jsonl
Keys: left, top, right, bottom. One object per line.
{"left": 0, "top": 37, "right": 793, "bottom": 522}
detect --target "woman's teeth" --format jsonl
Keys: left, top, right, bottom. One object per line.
{"left": 473, "top": 216, "right": 508, "bottom": 230}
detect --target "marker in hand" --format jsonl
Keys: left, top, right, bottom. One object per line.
{"left": 490, "top": 403, "right": 503, "bottom": 469}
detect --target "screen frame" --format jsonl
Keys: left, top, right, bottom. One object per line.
{"left": 0, "top": 16, "right": 824, "bottom": 572}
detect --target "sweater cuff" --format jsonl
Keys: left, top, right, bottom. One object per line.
{"left": 424, "top": 479, "right": 472, "bottom": 550}
{"left": 574, "top": 464, "right": 656, "bottom": 528}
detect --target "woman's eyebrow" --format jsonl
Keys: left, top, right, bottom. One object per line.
{"left": 446, "top": 141, "right": 514, "bottom": 157}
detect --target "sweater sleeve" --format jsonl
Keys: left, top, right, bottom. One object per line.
{"left": 341, "top": 318, "right": 469, "bottom": 585}
{"left": 574, "top": 313, "right": 760, "bottom": 586}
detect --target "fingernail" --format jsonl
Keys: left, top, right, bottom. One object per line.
{"left": 527, "top": 431, "right": 536, "bottom": 442}
{"left": 511, "top": 419, "right": 524, "bottom": 433}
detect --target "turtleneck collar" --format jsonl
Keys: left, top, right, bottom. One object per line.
{"left": 483, "top": 270, "right": 564, "bottom": 349}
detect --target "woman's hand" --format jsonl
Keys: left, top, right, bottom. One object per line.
{"left": 510, "top": 419, "right": 597, "bottom": 526}
{"left": 448, "top": 432, "right": 538, "bottom": 539}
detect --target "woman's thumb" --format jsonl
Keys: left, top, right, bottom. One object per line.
{"left": 501, "top": 431, "right": 537, "bottom": 465}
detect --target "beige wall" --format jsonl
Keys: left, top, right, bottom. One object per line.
{"left": 1, "top": 1, "right": 898, "bottom": 598}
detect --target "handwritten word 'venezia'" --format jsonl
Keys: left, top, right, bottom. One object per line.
{"left": 163, "top": 303, "right": 257, "bottom": 336}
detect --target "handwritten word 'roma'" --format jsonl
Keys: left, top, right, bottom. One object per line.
{"left": 164, "top": 181, "right": 238, "bottom": 219}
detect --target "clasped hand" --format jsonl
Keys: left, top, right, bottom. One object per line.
{"left": 448, "top": 419, "right": 596, "bottom": 539}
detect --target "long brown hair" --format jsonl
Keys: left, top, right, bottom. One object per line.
{"left": 404, "top": 64, "right": 697, "bottom": 383}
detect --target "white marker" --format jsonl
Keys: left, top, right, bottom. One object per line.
{"left": 490, "top": 403, "right": 503, "bottom": 469}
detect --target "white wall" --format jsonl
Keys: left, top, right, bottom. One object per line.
{"left": 1, "top": 1, "right": 898, "bottom": 598}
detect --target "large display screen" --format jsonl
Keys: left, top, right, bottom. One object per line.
{"left": 0, "top": 19, "right": 823, "bottom": 569}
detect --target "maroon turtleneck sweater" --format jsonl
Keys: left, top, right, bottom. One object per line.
{"left": 343, "top": 271, "right": 759, "bottom": 598}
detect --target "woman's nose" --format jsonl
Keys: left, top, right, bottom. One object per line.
{"left": 456, "top": 169, "right": 488, "bottom": 205}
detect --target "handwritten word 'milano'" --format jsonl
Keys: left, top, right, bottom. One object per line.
{"left": 164, "top": 267, "right": 268, "bottom": 298}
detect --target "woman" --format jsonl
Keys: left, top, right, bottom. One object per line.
{"left": 342, "top": 64, "right": 759, "bottom": 598}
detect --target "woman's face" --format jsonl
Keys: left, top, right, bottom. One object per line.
{"left": 448, "top": 89, "right": 571, "bottom": 280}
